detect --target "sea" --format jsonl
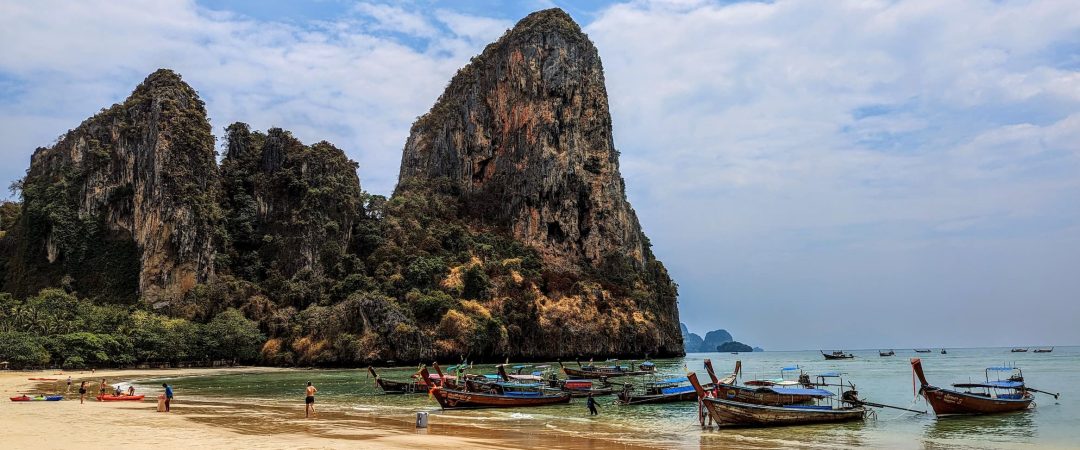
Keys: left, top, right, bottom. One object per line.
{"left": 134, "top": 347, "right": 1080, "bottom": 449}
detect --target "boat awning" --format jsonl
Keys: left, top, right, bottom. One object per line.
{"left": 986, "top": 366, "right": 1017, "bottom": 371}
{"left": 641, "top": 361, "right": 655, "bottom": 366}
{"left": 781, "top": 366, "right": 800, "bottom": 371}
{"left": 817, "top": 372, "right": 842, "bottom": 377}
{"left": 508, "top": 375, "right": 542, "bottom": 381}
{"left": 512, "top": 365, "right": 528, "bottom": 369}
{"left": 661, "top": 385, "right": 696, "bottom": 395}
{"left": 657, "top": 377, "right": 689, "bottom": 384}
{"left": 483, "top": 374, "right": 500, "bottom": 379}
{"left": 765, "top": 387, "right": 834, "bottom": 397}
{"left": 952, "top": 381, "right": 1024, "bottom": 389}
{"left": 497, "top": 382, "right": 542, "bottom": 388}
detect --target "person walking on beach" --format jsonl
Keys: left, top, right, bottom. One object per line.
{"left": 78, "top": 381, "right": 87, "bottom": 404}
{"left": 99, "top": 379, "right": 108, "bottom": 396}
{"left": 66, "top": 376, "right": 72, "bottom": 394}
{"left": 586, "top": 393, "right": 599, "bottom": 416}
{"left": 162, "top": 383, "right": 174, "bottom": 412}
{"left": 305, "top": 382, "right": 318, "bottom": 418}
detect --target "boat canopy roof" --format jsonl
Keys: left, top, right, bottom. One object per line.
{"left": 987, "top": 366, "right": 1017, "bottom": 371}
{"left": 817, "top": 372, "right": 842, "bottom": 377}
{"left": 641, "top": 361, "right": 655, "bottom": 366}
{"left": 660, "top": 385, "right": 696, "bottom": 395}
{"left": 512, "top": 365, "right": 528, "bottom": 369}
{"left": 953, "top": 380, "right": 1024, "bottom": 389}
{"left": 781, "top": 366, "right": 800, "bottom": 371}
{"left": 765, "top": 387, "right": 834, "bottom": 397}
{"left": 496, "top": 382, "right": 542, "bottom": 388}
{"left": 657, "top": 376, "right": 689, "bottom": 384}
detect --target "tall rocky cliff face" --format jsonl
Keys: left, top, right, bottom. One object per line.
{"left": 396, "top": 9, "right": 683, "bottom": 357}
{"left": 2, "top": 70, "right": 219, "bottom": 303}
{"left": 218, "top": 123, "right": 362, "bottom": 284}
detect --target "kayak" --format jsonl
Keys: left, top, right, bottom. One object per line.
{"left": 97, "top": 394, "right": 145, "bottom": 402}
{"left": 10, "top": 395, "right": 62, "bottom": 401}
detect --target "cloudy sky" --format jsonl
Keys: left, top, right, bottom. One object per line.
{"left": 2, "top": 0, "right": 1078, "bottom": 350}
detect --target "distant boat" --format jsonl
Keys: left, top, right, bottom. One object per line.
{"left": 1011, "top": 348, "right": 1029, "bottom": 353}
{"left": 1033, "top": 347, "right": 1054, "bottom": 353}
{"left": 914, "top": 349, "right": 932, "bottom": 353}
{"left": 940, "top": 349, "right": 947, "bottom": 354}
{"left": 821, "top": 350, "right": 855, "bottom": 360}
{"left": 879, "top": 350, "right": 895, "bottom": 357}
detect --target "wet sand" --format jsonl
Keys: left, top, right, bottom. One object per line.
{"left": 0, "top": 368, "right": 642, "bottom": 449}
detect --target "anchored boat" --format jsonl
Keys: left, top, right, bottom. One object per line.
{"left": 689, "top": 372, "right": 866, "bottom": 427}
{"left": 821, "top": 350, "right": 855, "bottom": 360}
{"left": 911, "top": 358, "right": 1057, "bottom": 416}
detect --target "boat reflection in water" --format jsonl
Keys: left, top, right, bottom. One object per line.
{"left": 923, "top": 410, "right": 1036, "bottom": 445}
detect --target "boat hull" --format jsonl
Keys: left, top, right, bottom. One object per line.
{"left": 702, "top": 398, "right": 865, "bottom": 427}
{"left": 430, "top": 388, "right": 571, "bottom": 409}
{"left": 376, "top": 378, "right": 425, "bottom": 394}
{"left": 921, "top": 387, "right": 1032, "bottom": 415}
{"left": 97, "top": 395, "right": 145, "bottom": 402}
{"left": 617, "top": 390, "right": 698, "bottom": 404}
{"left": 561, "top": 366, "right": 650, "bottom": 379}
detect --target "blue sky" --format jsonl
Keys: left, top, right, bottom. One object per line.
{"left": 1, "top": 0, "right": 1078, "bottom": 350}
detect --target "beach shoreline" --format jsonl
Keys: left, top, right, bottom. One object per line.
{"left": 1, "top": 367, "right": 641, "bottom": 449}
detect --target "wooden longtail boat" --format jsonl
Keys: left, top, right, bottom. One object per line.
{"left": 914, "top": 349, "right": 932, "bottom": 353}
{"left": 550, "top": 379, "right": 616, "bottom": 398}
{"left": 1033, "top": 347, "right": 1053, "bottom": 353}
{"left": 1011, "top": 348, "right": 1029, "bottom": 353}
{"left": 558, "top": 361, "right": 652, "bottom": 379}
{"left": 368, "top": 366, "right": 434, "bottom": 394}
{"left": 911, "top": 358, "right": 1035, "bottom": 416}
{"left": 821, "top": 350, "right": 855, "bottom": 360}
{"left": 706, "top": 360, "right": 822, "bottom": 406}
{"left": 429, "top": 383, "right": 571, "bottom": 409}
{"left": 879, "top": 350, "right": 895, "bottom": 357}
{"left": 689, "top": 373, "right": 865, "bottom": 427}
{"left": 616, "top": 375, "right": 702, "bottom": 405}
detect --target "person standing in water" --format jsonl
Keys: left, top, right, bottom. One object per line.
{"left": 305, "top": 382, "right": 318, "bottom": 418}
{"left": 99, "top": 379, "right": 108, "bottom": 396}
{"left": 162, "top": 383, "right": 174, "bottom": 412}
{"left": 78, "top": 381, "right": 87, "bottom": 404}
{"left": 587, "top": 393, "right": 599, "bottom": 416}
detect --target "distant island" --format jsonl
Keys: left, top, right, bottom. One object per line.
{"left": 681, "top": 323, "right": 762, "bottom": 353}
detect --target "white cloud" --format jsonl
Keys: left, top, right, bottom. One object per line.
{"left": 586, "top": 0, "right": 1080, "bottom": 347}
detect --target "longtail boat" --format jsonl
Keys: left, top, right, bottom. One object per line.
{"left": 744, "top": 365, "right": 805, "bottom": 387}
{"left": 368, "top": 366, "right": 435, "bottom": 394}
{"left": 429, "top": 383, "right": 571, "bottom": 409}
{"left": 1033, "top": 347, "right": 1053, "bottom": 353}
{"left": 616, "top": 375, "right": 702, "bottom": 405}
{"left": 879, "top": 349, "right": 895, "bottom": 357}
{"left": 707, "top": 360, "right": 822, "bottom": 406}
{"left": 821, "top": 350, "right": 855, "bottom": 360}
{"left": 914, "top": 349, "right": 932, "bottom": 353}
{"left": 558, "top": 361, "right": 652, "bottom": 379}
{"left": 1011, "top": 348, "right": 1029, "bottom": 353}
{"left": 689, "top": 373, "right": 866, "bottom": 427}
{"left": 911, "top": 358, "right": 1048, "bottom": 416}
{"left": 548, "top": 378, "right": 616, "bottom": 398}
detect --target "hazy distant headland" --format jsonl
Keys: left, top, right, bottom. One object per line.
{"left": 0, "top": 9, "right": 685, "bottom": 369}
{"left": 681, "top": 323, "right": 762, "bottom": 353}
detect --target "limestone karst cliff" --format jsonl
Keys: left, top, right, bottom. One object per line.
{"left": 1, "top": 70, "right": 218, "bottom": 303}
{"left": 396, "top": 8, "right": 682, "bottom": 357}
{"left": 0, "top": 8, "right": 684, "bottom": 364}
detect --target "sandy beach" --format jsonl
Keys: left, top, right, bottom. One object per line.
{"left": 0, "top": 367, "right": 633, "bottom": 450}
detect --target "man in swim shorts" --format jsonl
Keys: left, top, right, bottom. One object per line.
{"left": 305, "top": 382, "right": 318, "bottom": 418}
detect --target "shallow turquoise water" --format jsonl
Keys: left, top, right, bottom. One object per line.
{"left": 137, "top": 347, "right": 1080, "bottom": 448}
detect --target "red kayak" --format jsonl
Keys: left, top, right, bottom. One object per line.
{"left": 97, "top": 394, "right": 145, "bottom": 402}
{"left": 10, "top": 395, "right": 32, "bottom": 402}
